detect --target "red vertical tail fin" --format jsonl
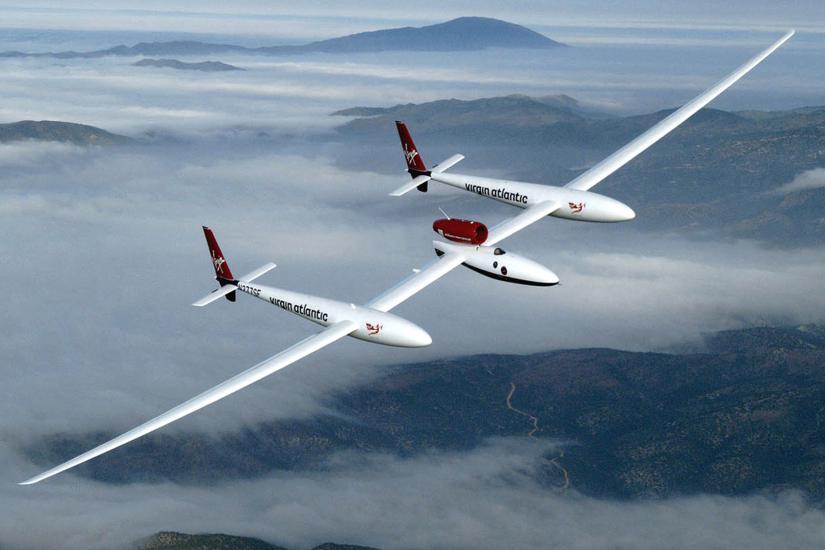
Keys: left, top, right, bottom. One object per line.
{"left": 395, "top": 121, "right": 429, "bottom": 192}
{"left": 396, "top": 121, "right": 428, "bottom": 173}
{"left": 202, "top": 226, "right": 235, "bottom": 284}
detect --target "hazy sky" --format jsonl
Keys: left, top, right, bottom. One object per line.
{"left": 1, "top": 5, "right": 824, "bottom": 549}
{"left": 0, "top": 1, "right": 823, "bottom": 40}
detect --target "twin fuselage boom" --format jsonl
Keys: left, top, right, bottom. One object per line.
{"left": 433, "top": 172, "right": 636, "bottom": 223}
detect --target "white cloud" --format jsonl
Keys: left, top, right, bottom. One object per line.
{"left": 0, "top": 140, "right": 85, "bottom": 166}
{"left": 774, "top": 167, "right": 825, "bottom": 194}
{"left": 2, "top": 438, "right": 825, "bottom": 549}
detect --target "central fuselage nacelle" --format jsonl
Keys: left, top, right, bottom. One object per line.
{"left": 434, "top": 241, "right": 559, "bottom": 287}
{"left": 432, "top": 172, "right": 635, "bottom": 223}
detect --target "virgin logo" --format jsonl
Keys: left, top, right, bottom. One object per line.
{"left": 366, "top": 322, "right": 383, "bottom": 336}
{"left": 212, "top": 250, "right": 226, "bottom": 274}
{"left": 568, "top": 202, "right": 585, "bottom": 214}
{"left": 404, "top": 144, "right": 419, "bottom": 165}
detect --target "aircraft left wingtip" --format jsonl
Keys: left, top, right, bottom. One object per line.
{"left": 18, "top": 472, "right": 48, "bottom": 485}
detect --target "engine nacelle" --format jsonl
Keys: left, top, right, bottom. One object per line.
{"left": 434, "top": 241, "right": 559, "bottom": 287}
{"left": 433, "top": 218, "right": 488, "bottom": 245}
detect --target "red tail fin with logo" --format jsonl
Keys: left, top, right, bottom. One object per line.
{"left": 203, "top": 226, "right": 235, "bottom": 282}
{"left": 395, "top": 121, "right": 428, "bottom": 191}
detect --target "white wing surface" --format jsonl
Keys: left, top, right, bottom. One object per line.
{"left": 19, "top": 320, "right": 358, "bottom": 485}
{"left": 367, "top": 251, "right": 466, "bottom": 312}
{"left": 485, "top": 201, "right": 561, "bottom": 246}
{"left": 565, "top": 30, "right": 794, "bottom": 192}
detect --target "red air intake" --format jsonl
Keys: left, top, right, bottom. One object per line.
{"left": 433, "top": 218, "right": 488, "bottom": 245}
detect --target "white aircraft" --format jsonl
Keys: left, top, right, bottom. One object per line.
{"left": 20, "top": 30, "right": 793, "bottom": 485}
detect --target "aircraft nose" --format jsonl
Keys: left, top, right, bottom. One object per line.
{"left": 406, "top": 323, "right": 433, "bottom": 347}
{"left": 622, "top": 204, "right": 636, "bottom": 221}
{"left": 604, "top": 197, "right": 635, "bottom": 222}
{"left": 535, "top": 265, "right": 560, "bottom": 286}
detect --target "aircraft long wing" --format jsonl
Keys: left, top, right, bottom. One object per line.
{"left": 369, "top": 32, "right": 796, "bottom": 314}
{"left": 485, "top": 201, "right": 561, "bottom": 246}
{"left": 22, "top": 248, "right": 468, "bottom": 485}
{"left": 19, "top": 320, "right": 358, "bottom": 485}
{"left": 565, "top": 30, "right": 794, "bottom": 192}
{"left": 21, "top": 33, "right": 792, "bottom": 485}
{"left": 367, "top": 251, "right": 466, "bottom": 312}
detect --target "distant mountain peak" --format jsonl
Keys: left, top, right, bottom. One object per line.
{"left": 0, "top": 17, "right": 563, "bottom": 59}
{"left": 301, "top": 16, "right": 563, "bottom": 53}
{"left": 133, "top": 58, "right": 243, "bottom": 72}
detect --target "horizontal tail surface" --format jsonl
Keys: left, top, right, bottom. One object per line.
{"left": 431, "top": 154, "right": 464, "bottom": 174}
{"left": 193, "top": 284, "right": 238, "bottom": 307}
{"left": 390, "top": 174, "right": 431, "bottom": 197}
{"left": 238, "top": 262, "right": 276, "bottom": 283}
{"left": 192, "top": 262, "right": 276, "bottom": 307}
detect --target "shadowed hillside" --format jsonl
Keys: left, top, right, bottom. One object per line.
{"left": 0, "top": 120, "right": 131, "bottom": 145}
{"left": 133, "top": 58, "right": 243, "bottom": 72}
{"left": 28, "top": 325, "right": 825, "bottom": 499}
{"left": 136, "top": 531, "right": 379, "bottom": 550}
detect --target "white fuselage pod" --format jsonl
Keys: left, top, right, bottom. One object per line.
{"left": 434, "top": 241, "right": 559, "bottom": 286}
{"left": 235, "top": 281, "right": 432, "bottom": 347}
{"left": 432, "top": 172, "right": 635, "bottom": 222}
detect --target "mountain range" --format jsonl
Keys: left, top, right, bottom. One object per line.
{"left": 27, "top": 325, "right": 825, "bottom": 499}
{"left": 332, "top": 94, "right": 825, "bottom": 245}
{"left": 136, "top": 531, "right": 377, "bottom": 550}
{"left": 0, "top": 18, "right": 563, "bottom": 59}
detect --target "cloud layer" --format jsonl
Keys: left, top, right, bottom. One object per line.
{"left": 2, "top": 138, "right": 825, "bottom": 448}
{"left": 4, "top": 438, "right": 825, "bottom": 550}
{"left": 1, "top": 12, "right": 824, "bottom": 549}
